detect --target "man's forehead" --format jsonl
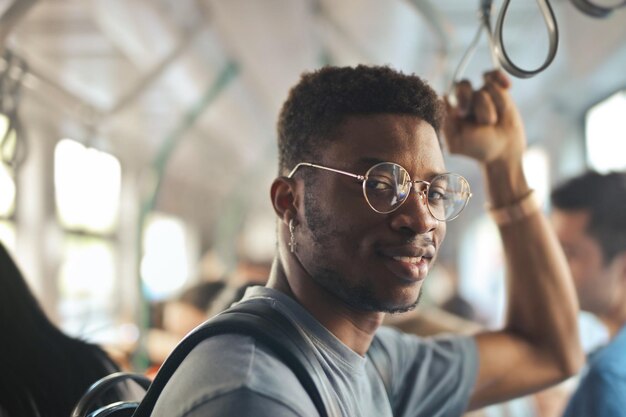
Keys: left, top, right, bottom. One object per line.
{"left": 322, "top": 114, "right": 445, "bottom": 170}
{"left": 331, "top": 114, "right": 438, "bottom": 149}
{"left": 331, "top": 113, "right": 436, "bottom": 137}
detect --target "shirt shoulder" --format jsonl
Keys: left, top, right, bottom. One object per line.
{"left": 151, "top": 333, "right": 318, "bottom": 417}
{"left": 591, "top": 330, "right": 626, "bottom": 375}
{"left": 563, "top": 363, "right": 626, "bottom": 417}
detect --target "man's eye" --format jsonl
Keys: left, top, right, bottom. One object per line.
{"left": 365, "top": 178, "right": 393, "bottom": 191}
{"left": 428, "top": 189, "right": 447, "bottom": 201}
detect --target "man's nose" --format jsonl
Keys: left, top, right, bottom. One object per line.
{"left": 389, "top": 187, "right": 439, "bottom": 235}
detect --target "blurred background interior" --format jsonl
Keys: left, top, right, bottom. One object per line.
{"left": 0, "top": 1, "right": 624, "bottom": 412}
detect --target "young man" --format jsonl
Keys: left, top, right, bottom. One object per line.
{"left": 152, "top": 66, "right": 582, "bottom": 416}
{"left": 551, "top": 172, "right": 626, "bottom": 416}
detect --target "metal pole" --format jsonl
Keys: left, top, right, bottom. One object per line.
{"left": 132, "top": 60, "right": 239, "bottom": 370}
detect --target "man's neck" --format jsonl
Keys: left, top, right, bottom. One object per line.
{"left": 267, "top": 259, "right": 384, "bottom": 356}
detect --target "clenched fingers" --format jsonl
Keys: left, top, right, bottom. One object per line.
{"left": 473, "top": 89, "right": 497, "bottom": 125}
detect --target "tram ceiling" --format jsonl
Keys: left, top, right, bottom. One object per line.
{"left": 2, "top": 0, "right": 626, "bottom": 249}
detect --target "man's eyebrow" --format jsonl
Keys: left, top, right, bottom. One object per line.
{"left": 356, "top": 157, "right": 447, "bottom": 178}
{"left": 357, "top": 157, "right": 385, "bottom": 167}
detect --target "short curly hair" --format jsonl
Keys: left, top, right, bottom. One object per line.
{"left": 277, "top": 65, "right": 444, "bottom": 174}
{"left": 551, "top": 171, "right": 626, "bottom": 263}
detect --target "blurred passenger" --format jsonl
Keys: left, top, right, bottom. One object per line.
{"left": 0, "top": 242, "right": 125, "bottom": 417}
{"left": 205, "top": 256, "right": 272, "bottom": 316}
{"left": 229, "top": 256, "right": 272, "bottom": 286}
{"left": 435, "top": 264, "right": 477, "bottom": 322}
{"left": 208, "top": 282, "right": 260, "bottom": 317}
{"left": 440, "top": 292, "right": 476, "bottom": 323}
{"left": 146, "top": 281, "right": 226, "bottom": 370}
{"left": 551, "top": 171, "right": 626, "bottom": 416}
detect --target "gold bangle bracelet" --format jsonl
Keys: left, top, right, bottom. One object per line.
{"left": 487, "top": 190, "right": 541, "bottom": 226}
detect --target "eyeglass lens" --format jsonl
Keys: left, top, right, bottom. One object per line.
{"left": 362, "top": 163, "right": 470, "bottom": 221}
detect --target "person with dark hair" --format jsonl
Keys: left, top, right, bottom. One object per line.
{"left": 550, "top": 171, "right": 626, "bottom": 416}
{"left": 146, "top": 281, "right": 226, "bottom": 371}
{"left": 178, "top": 281, "right": 227, "bottom": 312}
{"left": 152, "top": 65, "right": 582, "bottom": 416}
{"left": 0, "top": 242, "right": 125, "bottom": 417}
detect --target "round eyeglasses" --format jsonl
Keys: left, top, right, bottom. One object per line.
{"left": 288, "top": 162, "right": 472, "bottom": 221}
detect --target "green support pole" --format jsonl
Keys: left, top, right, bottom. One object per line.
{"left": 133, "top": 60, "right": 239, "bottom": 370}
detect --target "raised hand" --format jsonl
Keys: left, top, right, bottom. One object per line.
{"left": 443, "top": 70, "right": 526, "bottom": 167}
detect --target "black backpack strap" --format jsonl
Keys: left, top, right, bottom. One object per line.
{"left": 133, "top": 301, "right": 338, "bottom": 417}
{"left": 367, "top": 335, "right": 392, "bottom": 403}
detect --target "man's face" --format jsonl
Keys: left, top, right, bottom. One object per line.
{"left": 294, "top": 114, "right": 447, "bottom": 313}
{"left": 551, "top": 209, "right": 617, "bottom": 314}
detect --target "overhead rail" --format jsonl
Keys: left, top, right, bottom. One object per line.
{"left": 106, "top": 26, "right": 200, "bottom": 118}
{"left": 1, "top": 1, "right": 204, "bottom": 133}
{"left": 6, "top": 24, "right": 199, "bottom": 130}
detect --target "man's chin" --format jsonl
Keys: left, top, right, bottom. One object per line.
{"left": 379, "top": 296, "right": 421, "bottom": 314}
{"left": 310, "top": 271, "right": 423, "bottom": 314}
{"left": 379, "top": 284, "right": 423, "bottom": 314}
{"left": 349, "top": 290, "right": 423, "bottom": 314}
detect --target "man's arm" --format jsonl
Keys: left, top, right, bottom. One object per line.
{"left": 443, "top": 71, "right": 584, "bottom": 409}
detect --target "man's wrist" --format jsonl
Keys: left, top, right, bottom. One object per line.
{"left": 481, "top": 158, "right": 530, "bottom": 207}
{"left": 487, "top": 190, "right": 540, "bottom": 226}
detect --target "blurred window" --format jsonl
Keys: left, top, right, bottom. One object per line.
{"left": 141, "top": 212, "right": 193, "bottom": 301}
{"left": 54, "top": 139, "right": 123, "bottom": 342}
{"left": 586, "top": 89, "right": 626, "bottom": 172}
{"left": 58, "top": 235, "right": 117, "bottom": 339}
{"left": 0, "top": 162, "right": 15, "bottom": 218}
{"left": 54, "top": 139, "right": 121, "bottom": 234}
{"left": 0, "top": 219, "right": 15, "bottom": 252}
{"left": 458, "top": 215, "right": 506, "bottom": 329}
{"left": 523, "top": 146, "right": 550, "bottom": 205}
{"left": 0, "top": 161, "right": 16, "bottom": 253}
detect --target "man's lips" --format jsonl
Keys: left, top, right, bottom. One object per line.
{"left": 377, "top": 245, "right": 436, "bottom": 260}
{"left": 390, "top": 255, "right": 426, "bottom": 264}
{"left": 377, "top": 246, "right": 435, "bottom": 281}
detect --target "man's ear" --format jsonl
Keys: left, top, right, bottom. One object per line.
{"left": 270, "top": 176, "right": 298, "bottom": 225}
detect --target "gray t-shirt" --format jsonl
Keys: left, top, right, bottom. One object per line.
{"left": 152, "top": 286, "right": 478, "bottom": 417}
